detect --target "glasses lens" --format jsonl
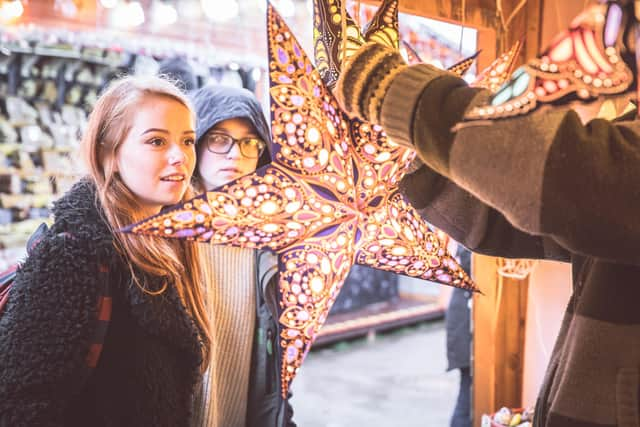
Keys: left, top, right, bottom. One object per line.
{"left": 207, "top": 133, "right": 233, "bottom": 154}
{"left": 239, "top": 139, "right": 266, "bottom": 158}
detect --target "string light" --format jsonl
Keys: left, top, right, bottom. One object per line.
{"left": 0, "top": 0, "right": 24, "bottom": 24}
{"left": 276, "top": 0, "right": 295, "bottom": 17}
{"left": 251, "top": 67, "right": 262, "bottom": 82}
{"left": 201, "top": 0, "right": 239, "bottom": 23}
{"left": 110, "top": 1, "right": 145, "bottom": 28}
{"left": 100, "top": 0, "right": 118, "bottom": 8}
{"left": 268, "top": 0, "right": 295, "bottom": 17}
{"left": 152, "top": 1, "right": 178, "bottom": 27}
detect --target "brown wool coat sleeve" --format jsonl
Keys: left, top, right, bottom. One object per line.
{"left": 400, "top": 163, "right": 570, "bottom": 262}
{"left": 382, "top": 63, "right": 640, "bottom": 264}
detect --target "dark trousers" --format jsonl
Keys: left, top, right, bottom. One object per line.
{"left": 450, "top": 367, "right": 471, "bottom": 427}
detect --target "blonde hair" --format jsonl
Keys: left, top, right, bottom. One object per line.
{"left": 82, "top": 75, "right": 209, "bottom": 367}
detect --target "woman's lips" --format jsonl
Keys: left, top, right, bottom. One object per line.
{"left": 160, "top": 173, "right": 186, "bottom": 182}
{"left": 219, "top": 167, "right": 241, "bottom": 174}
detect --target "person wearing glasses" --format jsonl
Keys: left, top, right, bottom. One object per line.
{"left": 188, "top": 85, "right": 296, "bottom": 427}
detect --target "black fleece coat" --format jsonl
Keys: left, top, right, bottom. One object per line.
{"left": 0, "top": 179, "right": 206, "bottom": 427}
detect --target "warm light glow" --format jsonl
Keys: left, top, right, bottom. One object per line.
{"left": 257, "top": 0, "right": 298, "bottom": 15}
{"left": 271, "top": 0, "right": 296, "bottom": 17}
{"left": 549, "top": 34, "right": 573, "bottom": 62}
{"left": 426, "top": 58, "right": 444, "bottom": 69}
{"left": 573, "top": 32, "right": 599, "bottom": 74}
{"left": 110, "top": 1, "right": 145, "bottom": 28}
{"left": 201, "top": 0, "right": 239, "bottom": 23}
{"left": 0, "top": 0, "right": 24, "bottom": 23}
{"left": 100, "top": 0, "right": 118, "bottom": 8}
{"left": 55, "top": 0, "right": 78, "bottom": 17}
{"left": 152, "top": 1, "right": 178, "bottom": 27}
{"left": 251, "top": 67, "right": 262, "bottom": 82}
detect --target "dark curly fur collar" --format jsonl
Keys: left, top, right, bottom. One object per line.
{"left": 51, "top": 178, "right": 205, "bottom": 370}
{"left": 51, "top": 178, "right": 112, "bottom": 242}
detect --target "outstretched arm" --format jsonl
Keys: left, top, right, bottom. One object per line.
{"left": 401, "top": 162, "right": 570, "bottom": 262}
{"left": 337, "top": 43, "right": 640, "bottom": 264}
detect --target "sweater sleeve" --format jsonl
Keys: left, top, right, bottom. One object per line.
{"left": 0, "top": 233, "right": 102, "bottom": 426}
{"left": 382, "top": 62, "right": 640, "bottom": 264}
{"left": 400, "top": 163, "right": 570, "bottom": 262}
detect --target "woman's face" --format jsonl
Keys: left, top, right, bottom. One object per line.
{"left": 197, "top": 118, "right": 260, "bottom": 191}
{"left": 115, "top": 95, "right": 196, "bottom": 214}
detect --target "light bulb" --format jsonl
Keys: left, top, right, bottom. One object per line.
{"left": 110, "top": 1, "right": 145, "bottom": 28}
{"left": 0, "top": 0, "right": 24, "bottom": 23}
{"left": 201, "top": 0, "right": 239, "bottom": 23}
{"left": 152, "top": 1, "right": 177, "bottom": 27}
{"left": 273, "top": 0, "right": 295, "bottom": 18}
{"left": 100, "top": 0, "right": 118, "bottom": 8}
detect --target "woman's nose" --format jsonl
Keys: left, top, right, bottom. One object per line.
{"left": 226, "top": 142, "right": 242, "bottom": 159}
{"left": 168, "top": 142, "right": 187, "bottom": 165}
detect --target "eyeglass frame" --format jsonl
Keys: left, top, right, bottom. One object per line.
{"left": 202, "top": 131, "right": 267, "bottom": 159}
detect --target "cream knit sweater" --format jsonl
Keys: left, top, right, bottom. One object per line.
{"left": 194, "top": 244, "right": 257, "bottom": 427}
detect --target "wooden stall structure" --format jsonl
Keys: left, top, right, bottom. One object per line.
{"left": 360, "top": 0, "right": 548, "bottom": 422}
{"left": 359, "top": 0, "right": 594, "bottom": 423}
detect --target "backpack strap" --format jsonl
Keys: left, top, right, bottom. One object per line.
{"left": 0, "top": 222, "right": 50, "bottom": 315}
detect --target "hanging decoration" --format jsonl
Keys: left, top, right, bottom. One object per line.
{"left": 497, "top": 258, "right": 538, "bottom": 280}
{"left": 401, "top": 39, "right": 424, "bottom": 64}
{"left": 313, "top": 0, "right": 479, "bottom": 89}
{"left": 313, "top": 0, "right": 364, "bottom": 90}
{"left": 124, "top": 2, "right": 477, "bottom": 397}
{"left": 465, "top": 2, "right": 634, "bottom": 121}
{"left": 471, "top": 40, "right": 522, "bottom": 92}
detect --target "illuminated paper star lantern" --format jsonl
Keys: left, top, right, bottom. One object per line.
{"left": 465, "top": 2, "right": 635, "bottom": 121}
{"left": 313, "top": 0, "right": 479, "bottom": 88}
{"left": 471, "top": 40, "right": 521, "bottom": 92}
{"left": 124, "top": 3, "right": 475, "bottom": 396}
{"left": 401, "top": 40, "right": 424, "bottom": 65}
{"left": 400, "top": 39, "right": 480, "bottom": 77}
{"left": 399, "top": 31, "right": 519, "bottom": 89}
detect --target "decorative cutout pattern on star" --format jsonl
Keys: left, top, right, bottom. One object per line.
{"left": 465, "top": 2, "right": 634, "bottom": 121}
{"left": 125, "top": 3, "right": 476, "bottom": 396}
{"left": 471, "top": 41, "right": 521, "bottom": 93}
{"left": 312, "top": 0, "right": 364, "bottom": 90}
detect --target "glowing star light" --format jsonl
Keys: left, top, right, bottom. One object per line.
{"left": 465, "top": 2, "right": 634, "bottom": 121}
{"left": 124, "top": 3, "right": 476, "bottom": 397}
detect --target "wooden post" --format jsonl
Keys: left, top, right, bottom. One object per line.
{"left": 472, "top": 255, "right": 530, "bottom": 421}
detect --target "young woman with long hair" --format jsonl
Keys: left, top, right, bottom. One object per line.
{"left": 0, "top": 75, "right": 210, "bottom": 426}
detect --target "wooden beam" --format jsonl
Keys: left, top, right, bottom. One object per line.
{"left": 472, "top": 255, "right": 530, "bottom": 422}
{"left": 471, "top": 254, "right": 498, "bottom": 421}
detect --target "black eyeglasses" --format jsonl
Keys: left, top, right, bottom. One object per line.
{"left": 203, "top": 131, "right": 267, "bottom": 159}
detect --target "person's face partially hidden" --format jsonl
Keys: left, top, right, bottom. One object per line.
{"left": 197, "top": 118, "right": 261, "bottom": 191}
{"left": 115, "top": 96, "right": 196, "bottom": 214}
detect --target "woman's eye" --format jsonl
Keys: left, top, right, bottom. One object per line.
{"left": 184, "top": 138, "right": 195, "bottom": 146}
{"left": 148, "top": 137, "right": 165, "bottom": 147}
